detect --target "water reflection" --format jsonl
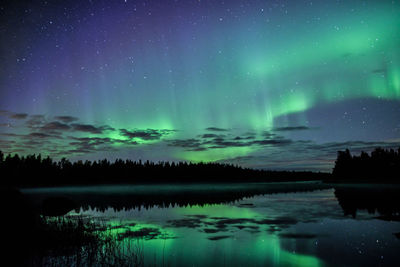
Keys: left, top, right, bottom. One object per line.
{"left": 23, "top": 182, "right": 330, "bottom": 212}
{"left": 334, "top": 184, "right": 400, "bottom": 219}
{"left": 22, "top": 183, "right": 400, "bottom": 266}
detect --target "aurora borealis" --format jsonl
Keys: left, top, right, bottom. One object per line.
{"left": 1, "top": 0, "right": 400, "bottom": 171}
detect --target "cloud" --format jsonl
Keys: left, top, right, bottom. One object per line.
{"left": 233, "top": 136, "right": 255, "bottom": 140}
{"left": 67, "top": 135, "right": 141, "bottom": 155}
{"left": 168, "top": 131, "right": 293, "bottom": 151}
{"left": 120, "top": 129, "right": 162, "bottom": 140}
{"left": 0, "top": 139, "right": 14, "bottom": 149}
{"left": 10, "top": 113, "right": 28, "bottom": 119}
{"left": 71, "top": 123, "right": 102, "bottom": 134}
{"left": 22, "top": 140, "right": 45, "bottom": 146}
{"left": 120, "top": 128, "right": 175, "bottom": 141}
{"left": 187, "top": 147, "right": 208, "bottom": 151}
{"left": 54, "top": 116, "right": 79, "bottom": 123}
{"left": 70, "top": 137, "right": 111, "bottom": 147}
{"left": 306, "top": 140, "right": 400, "bottom": 154}
{"left": 200, "top": 134, "right": 224, "bottom": 138}
{"left": 41, "top": 121, "right": 71, "bottom": 131}
{"left": 0, "top": 133, "right": 21, "bottom": 137}
{"left": 27, "top": 132, "right": 62, "bottom": 139}
{"left": 272, "top": 126, "right": 310, "bottom": 132}
{"left": 0, "top": 110, "right": 28, "bottom": 120}
{"left": 71, "top": 123, "right": 114, "bottom": 134}
{"left": 24, "top": 115, "right": 113, "bottom": 135}
{"left": 262, "top": 131, "right": 277, "bottom": 138}
{"left": 2, "top": 110, "right": 399, "bottom": 171}
{"left": 205, "top": 127, "right": 229, "bottom": 132}
{"left": 25, "top": 115, "right": 46, "bottom": 129}
{"left": 0, "top": 111, "right": 174, "bottom": 158}
{"left": 218, "top": 139, "right": 400, "bottom": 171}
{"left": 209, "top": 139, "right": 249, "bottom": 148}
{"left": 168, "top": 138, "right": 204, "bottom": 149}
{"left": 250, "top": 139, "right": 292, "bottom": 146}
{"left": 67, "top": 137, "right": 121, "bottom": 154}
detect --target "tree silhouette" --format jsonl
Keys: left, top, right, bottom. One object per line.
{"left": 0, "top": 150, "right": 328, "bottom": 187}
{"left": 332, "top": 147, "right": 400, "bottom": 182}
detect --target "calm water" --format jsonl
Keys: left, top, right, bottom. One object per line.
{"left": 22, "top": 182, "right": 400, "bottom": 266}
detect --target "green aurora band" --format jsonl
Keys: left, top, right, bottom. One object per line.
{"left": 0, "top": 1, "right": 399, "bottom": 168}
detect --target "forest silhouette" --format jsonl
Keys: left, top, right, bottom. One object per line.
{"left": 0, "top": 150, "right": 327, "bottom": 187}
{"left": 1, "top": 147, "right": 399, "bottom": 187}
{"left": 332, "top": 147, "right": 400, "bottom": 183}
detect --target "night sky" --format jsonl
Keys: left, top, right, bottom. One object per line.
{"left": 1, "top": 0, "right": 399, "bottom": 171}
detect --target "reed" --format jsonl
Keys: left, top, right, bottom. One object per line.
{"left": 27, "top": 215, "right": 144, "bottom": 266}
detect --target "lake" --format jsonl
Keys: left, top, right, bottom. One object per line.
{"left": 22, "top": 182, "right": 400, "bottom": 266}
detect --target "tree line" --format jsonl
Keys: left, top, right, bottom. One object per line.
{"left": 0, "top": 150, "right": 328, "bottom": 187}
{"left": 2, "top": 147, "right": 397, "bottom": 187}
{"left": 332, "top": 147, "right": 400, "bottom": 182}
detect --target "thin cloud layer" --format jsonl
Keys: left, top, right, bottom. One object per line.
{"left": 41, "top": 121, "right": 71, "bottom": 131}
{"left": 272, "top": 126, "right": 311, "bottom": 132}
{"left": 0, "top": 110, "right": 176, "bottom": 159}
{"left": 1, "top": 110, "right": 400, "bottom": 171}
{"left": 168, "top": 131, "right": 292, "bottom": 151}
{"left": 71, "top": 123, "right": 114, "bottom": 134}
{"left": 205, "top": 127, "right": 229, "bottom": 132}
{"left": 54, "top": 116, "right": 79, "bottom": 123}
{"left": 0, "top": 110, "right": 28, "bottom": 120}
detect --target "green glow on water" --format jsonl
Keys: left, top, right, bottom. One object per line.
{"left": 96, "top": 204, "right": 325, "bottom": 266}
{"left": 27, "top": 185, "right": 400, "bottom": 266}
